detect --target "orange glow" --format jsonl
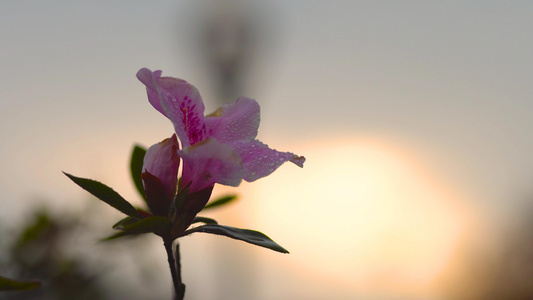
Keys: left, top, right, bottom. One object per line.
{"left": 248, "top": 134, "right": 478, "bottom": 298}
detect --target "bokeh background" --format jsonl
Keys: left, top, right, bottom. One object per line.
{"left": 1, "top": 1, "right": 533, "bottom": 299}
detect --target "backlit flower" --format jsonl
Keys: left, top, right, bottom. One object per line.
{"left": 137, "top": 68, "right": 305, "bottom": 194}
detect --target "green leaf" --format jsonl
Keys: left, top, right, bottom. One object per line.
{"left": 184, "top": 224, "right": 289, "bottom": 253}
{"left": 0, "top": 276, "right": 40, "bottom": 291}
{"left": 192, "top": 216, "right": 218, "bottom": 225}
{"left": 112, "top": 216, "right": 142, "bottom": 229}
{"left": 64, "top": 172, "right": 141, "bottom": 218}
{"left": 115, "top": 215, "right": 171, "bottom": 237}
{"left": 130, "top": 145, "right": 147, "bottom": 201}
{"left": 202, "top": 195, "right": 238, "bottom": 210}
{"left": 101, "top": 230, "right": 142, "bottom": 241}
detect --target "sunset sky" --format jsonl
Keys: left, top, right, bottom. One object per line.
{"left": 1, "top": 1, "right": 533, "bottom": 299}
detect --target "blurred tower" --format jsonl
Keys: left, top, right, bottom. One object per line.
{"left": 201, "top": 1, "right": 254, "bottom": 104}
{"left": 179, "top": 1, "right": 277, "bottom": 299}
{"left": 200, "top": 3, "right": 259, "bottom": 298}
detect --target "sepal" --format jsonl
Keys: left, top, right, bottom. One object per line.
{"left": 141, "top": 171, "right": 172, "bottom": 216}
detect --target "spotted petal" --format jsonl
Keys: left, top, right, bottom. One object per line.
{"left": 205, "top": 97, "right": 260, "bottom": 143}
{"left": 137, "top": 68, "right": 206, "bottom": 147}
{"left": 179, "top": 138, "right": 244, "bottom": 193}
{"left": 231, "top": 140, "right": 305, "bottom": 182}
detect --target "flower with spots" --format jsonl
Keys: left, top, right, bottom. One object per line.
{"left": 137, "top": 68, "right": 305, "bottom": 197}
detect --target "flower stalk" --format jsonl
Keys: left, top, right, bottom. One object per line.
{"left": 164, "top": 239, "right": 185, "bottom": 300}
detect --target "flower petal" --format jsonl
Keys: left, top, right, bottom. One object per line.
{"left": 205, "top": 97, "right": 260, "bottom": 143}
{"left": 231, "top": 140, "right": 305, "bottom": 182}
{"left": 136, "top": 68, "right": 165, "bottom": 115}
{"left": 137, "top": 68, "right": 206, "bottom": 147}
{"left": 142, "top": 134, "right": 180, "bottom": 200}
{"left": 179, "top": 138, "right": 244, "bottom": 193}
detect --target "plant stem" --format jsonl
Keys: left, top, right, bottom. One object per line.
{"left": 175, "top": 242, "right": 185, "bottom": 299}
{"left": 164, "top": 239, "right": 186, "bottom": 300}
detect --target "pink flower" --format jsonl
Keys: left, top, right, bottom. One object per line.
{"left": 137, "top": 68, "right": 305, "bottom": 194}
{"left": 141, "top": 134, "right": 180, "bottom": 216}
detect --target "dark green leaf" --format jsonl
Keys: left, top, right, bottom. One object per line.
{"left": 202, "top": 195, "right": 238, "bottom": 210}
{"left": 115, "top": 215, "right": 171, "bottom": 237}
{"left": 101, "top": 230, "right": 143, "bottom": 241}
{"left": 112, "top": 216, "right": 142, "bottom": 229}
{"left": 184, "top": 224, "right": 289, "bottom": 253}
{"left": 192, "top": 216, "right": 218, "bottom": 225}
{"left": 130, "top": 145, "right": 147, "bottom": 201}
{"left": 64, "top": 172, "right": 141, "bottom": 218}
{"left": 0, "top": 276, "right": 40, "bottom": 291}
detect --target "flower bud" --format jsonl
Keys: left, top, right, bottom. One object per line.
{"left": 142, "top": 134, "right": 180, "bottom": 216}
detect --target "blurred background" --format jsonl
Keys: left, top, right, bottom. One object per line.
{"left": 1, "top": 1, "right": 533, "bottom": 299}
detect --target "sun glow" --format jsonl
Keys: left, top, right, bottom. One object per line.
{"left": 250, "top": 134, "right": 476, "bottom": 298}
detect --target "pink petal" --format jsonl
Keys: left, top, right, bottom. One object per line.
{"left": 137, "top": 68, "right": 206, "bottom": 147}
{"left": 136, "top": 68, "right": 165, "bottom": 114}
{"left": 179, "top": 138, "right": 244, "bottom": 193}
{"left": 231, "top": 140, "right": 306, "bottom": 182}
{"left": 142, "top": 134, "right": 180, "bottom": 200}
{"left": 205, "top": 97, "right": 260, "bottom": 143}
